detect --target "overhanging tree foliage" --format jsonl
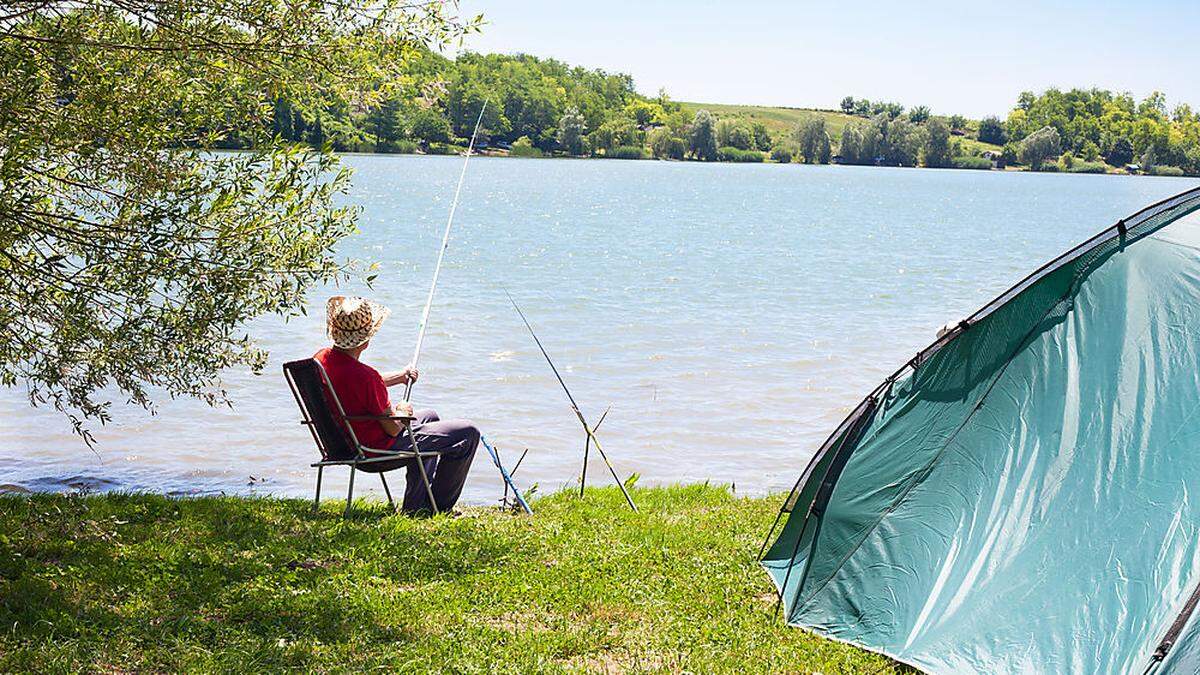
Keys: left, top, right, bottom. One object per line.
{"left": 0, "top": 0, "right": 477, "bottom": 440}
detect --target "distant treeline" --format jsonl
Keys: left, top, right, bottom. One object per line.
{"left": 999, "top": 89, "right": 1200, "bottom": 175}
{"left": 249, "top": 49, "right": 1200, "bottom": 175}
{"left": 253, "top": 49, "right": 681, "bottom": 156}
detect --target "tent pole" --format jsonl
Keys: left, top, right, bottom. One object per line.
{"left": 759, "top": 380, "right": 892, "bottom": 561}
{"left": 773, "top": 396, "right": 880, "bottom": 619}
{"left": 784, "top": 512, "right": 828, "bottom": 616}
{"left": 773, "top": 515, "right": 813, "bottom": 620}
{"left": 760, "top": 469, "right": 805, "bottom": 560}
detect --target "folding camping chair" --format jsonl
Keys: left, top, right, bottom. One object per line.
{"left": 283, "top": 358, "right": 443, "bottom": 517}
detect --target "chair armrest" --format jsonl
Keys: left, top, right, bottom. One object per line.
{"left": 359, "top": 448, "right": 445, "bottom": 460}
{"left": 345, "top": 414, "right": 415, "bottom": 422}
{"left": 312, "top": 449, "right": 446, "bottom": 468}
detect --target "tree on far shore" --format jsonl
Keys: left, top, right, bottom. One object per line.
{"left": 751, "top": 123, "right": 773, "bottom": 151}
{"left": 689, "top": 110, "right": 719, "bottom": 160}
{"left": 885, "top": 118, "right": 925, "bottom": 167}
{"left": 978, "top": 116, "right": 1007, "bottom": 145}
{"left": 770, "top": 144, "right": 797, "bottom": 163}
{"left": 796, "top": 118, "right": 832, "bottom": 164}
{"left": 1019, "top": 126, "right": 1063, "bottom": 170}
{"left": 556, "top": 107, "right": 588, "bottom": 155}
{"left": 1107, "top": 136, "right": 1135, "bottom": 166}
{"left": 717, "top": 120, "right": 754, "bottom": 150}
{"left": 649, "top": 128, "right": 687, "bottom": 159}
{"left": 840, "top": 124, "right": 864, "bottom": 163}
{"left": 411, "top": 108, "right": 454, "bottom": 147}
{"left": 924, "top": 118, "right": 952, "bottom": 168}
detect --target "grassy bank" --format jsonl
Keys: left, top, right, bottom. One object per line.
{"left": 0, "top": 485, "right": 904, "bottom": 673}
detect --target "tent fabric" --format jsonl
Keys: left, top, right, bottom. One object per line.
{"left": 762, "top": 186, "right": 1200, "bottom": 674}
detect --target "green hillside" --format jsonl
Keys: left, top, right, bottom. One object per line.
{"left": 680, "top": 102, "right": 858, "bottom": 139}
{"left": 680, "top": 101, "right": 1003, "bottom": 155}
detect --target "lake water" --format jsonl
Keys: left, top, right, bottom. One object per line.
{"left": 2, "top": 157, "right": 1197, "bottom": 506}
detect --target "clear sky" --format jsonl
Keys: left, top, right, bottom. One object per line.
{"left": 453, "top": 0, "right": 1200, "bottom": 118}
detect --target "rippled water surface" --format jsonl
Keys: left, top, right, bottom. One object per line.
{"left": 2, "top": 157, "right": 1197, "bottom": 504}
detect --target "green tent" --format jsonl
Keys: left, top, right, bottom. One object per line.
{"left": 762, "top": 186, "right": 1200, "bottom": 673}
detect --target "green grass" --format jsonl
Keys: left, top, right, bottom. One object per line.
{"left": 956, "top": 137, "right": 1003, "bottom": 156}
{"left": 0, "top": 485, "right": 904, "bottom": 673}
{"left": 717, "top": 146, "right": 766, "bottom": 163}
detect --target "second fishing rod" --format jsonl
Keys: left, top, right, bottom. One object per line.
{"left": 505, "top": 289, "right": 638, "bottom": 512}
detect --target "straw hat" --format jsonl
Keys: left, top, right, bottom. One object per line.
{"left": 326, "top": 296, "right": 391, "bottom": 350}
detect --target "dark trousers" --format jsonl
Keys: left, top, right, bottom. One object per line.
{"left": 389, "top": 409, "right": 479, "bottom": 513}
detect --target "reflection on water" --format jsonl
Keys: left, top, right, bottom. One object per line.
{"left": 2, "top": 157, "right": 1197, "bottom": 504}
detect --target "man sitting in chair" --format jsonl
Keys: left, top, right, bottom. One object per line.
{"left": 315, "top": 295, "right": 479, "bottom": 514}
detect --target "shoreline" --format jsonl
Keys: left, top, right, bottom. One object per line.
{"left": 205, "top": 147, "right": 1200, "bottom": 178}
{"left": 320, "top": 149, "right": 1195, "bottom": 178}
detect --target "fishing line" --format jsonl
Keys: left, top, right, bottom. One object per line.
{"left": 404, "top": 100, "right": 487, "bottom": 402}
{"left": 396, "top": 102, "right": 533, "bottom": 514}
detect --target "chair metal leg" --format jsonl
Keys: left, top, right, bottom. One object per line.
{"left": 345, "top": 465, "right": 357, "bottom": 517}
{"left": 313, "top": 465, "right": 324, "bottom": 513}
{"left": 380, "top": 473, "right": 396, "bottom": 512}
{"left": 407, "top": 425, "right": 439, "bottom": 514}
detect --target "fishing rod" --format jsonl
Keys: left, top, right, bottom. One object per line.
{"left": 505, "top": 289, "right": 638, "bottom": 512}
{"left": 404, "top": 100, "right": 487, "bottom": 402}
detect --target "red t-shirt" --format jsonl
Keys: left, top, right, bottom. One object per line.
{"left": 313, "top": 348, "right": 394, "bottom": 451}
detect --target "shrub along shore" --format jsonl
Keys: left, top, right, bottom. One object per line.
{"left": 0, "top": 485, "right": 907, "bottom": 673}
